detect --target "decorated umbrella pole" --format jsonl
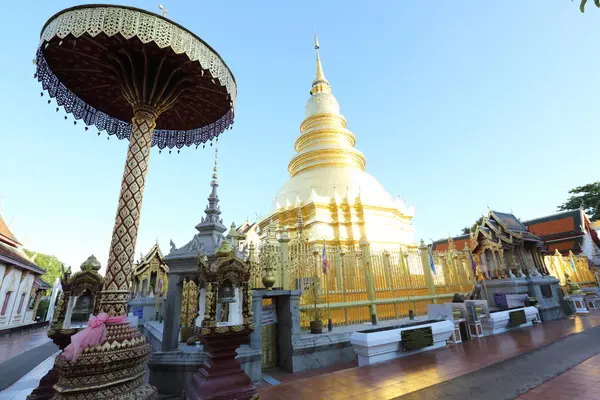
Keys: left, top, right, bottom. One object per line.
{"left": 34, "top": 5, "right": 236, "bottom": 399}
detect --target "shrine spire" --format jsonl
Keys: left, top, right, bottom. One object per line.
{"left": 196, "top": 144, "right": 225, "bottom": 233}
{"left": 311, "top": 33, "right": 331, "bottom": 95}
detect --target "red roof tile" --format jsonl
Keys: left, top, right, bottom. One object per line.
{"left": 0, "top": 241, "right": 44, "bottom": 274}
{"left": 0, "top": 214, "right": 20, "bottom": 246}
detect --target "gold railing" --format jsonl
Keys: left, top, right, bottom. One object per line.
{"left": 247, "top": 233, "right": 597, "bottom": 330}
{"left": 544, "top": 250, "right": 596, "bottom": 288}
{"left": 247, "top": 235, "right": 476, "bottom": 329}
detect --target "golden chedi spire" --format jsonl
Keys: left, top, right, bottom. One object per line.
{"left": 264, "top": 34, "right": 416, "bottom": 248}
{"left": 289, "top": 35, "right": 366, "bottom": 178}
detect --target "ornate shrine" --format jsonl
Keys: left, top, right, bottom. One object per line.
{"left": 184, "top": 241, "right": 258, "bottom": 400}
{"left": 29, "top": 256, "right": 104, "bottom": 400}
{"left": 131, "top": 243, "right": 168, "bottom": 298}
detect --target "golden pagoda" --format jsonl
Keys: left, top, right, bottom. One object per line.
{"left": 259, "top": 35, "right": 416, "bottom": 249}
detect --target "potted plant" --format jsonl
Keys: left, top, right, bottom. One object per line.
{"left": 526, "top": 296, "right": 538, "bottom": 307}
{"left": 305, "top": 274, "right": 323, "bottom": 334}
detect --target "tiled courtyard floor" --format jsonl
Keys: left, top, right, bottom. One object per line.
{"left": 516, "top": 352, "right": 600, "bottom": 400}
{"left": 0, "top": 326, "right": 50, "bottom": 364}
{"left": 257, "top": 313, "right": 600, "bottom": 399}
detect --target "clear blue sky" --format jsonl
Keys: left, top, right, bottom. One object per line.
{"left": 1, "top": 1, "right": 599, "bottom": 273}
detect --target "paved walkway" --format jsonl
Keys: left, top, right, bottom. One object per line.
{"left": 0, "top": 326, "right": 51, "bottom": 364}
{"left": 517, "top": 352, "right": 600, "bottom": 400}
{"left": 0, "top": 350, "right": 60, "bottom": 400}
{"left": 257, "top": 313, "right": 600, "bottom": 399}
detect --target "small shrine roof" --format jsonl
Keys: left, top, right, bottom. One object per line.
{"left": 133, "top": 243, "right": 168, "bottom": 275}
{"left": 236, "top": 222, "right": 256, "bottom": 235}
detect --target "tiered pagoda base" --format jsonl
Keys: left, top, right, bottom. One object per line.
{"left": 52, "top": 322, "right": 156, "bottom": 399}
{"left": 184, "top": 331, "right": 258, "bottom": 400}
{"left": 28, "top": 327, "right": 79, "bottom": 399}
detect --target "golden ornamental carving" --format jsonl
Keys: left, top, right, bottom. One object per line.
{"left": 202, "top": 282, "right": 216, "bottom": 327}
{"left": 245, "top": 285, "right": 253, "bottom": 318}
{"left": 215, "top": 326, "right": 230, "bottom": 334}
{"left": 181, "top": 279, "right": 199, "bottom": 328}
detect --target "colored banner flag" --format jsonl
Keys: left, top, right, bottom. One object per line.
{"left": 428, "top": 245, "right": 436, "bottom": 275}
{"left": 322, "top": 244, "right": 330, "bottom": 274}
{"left": 469, "top": 250, "right": 477, "bottom": 275}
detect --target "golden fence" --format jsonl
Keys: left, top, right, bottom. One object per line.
{"left": 544, "top": 250, "right": 596, "bottom": 288}
{"left": 248, "top": 238, "right": 476, "bottom": 329}
{"left": 247, "top": 236, "right": 598, "bottom": 330}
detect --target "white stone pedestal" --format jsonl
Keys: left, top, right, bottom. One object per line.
{"left": 585, "top": 297, "right": 599, "bottom": 310}
{"left": 567, "top": 295, "right": 589, "bottom": 315}
{"left": 350, "top": 320, "right": 454, "bottom": 367}
{"left": 481, "top": 306, "right": 540, "bottom": 336}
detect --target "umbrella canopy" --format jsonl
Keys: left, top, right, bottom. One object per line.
{"left": 36, "top": 4, "right": 237, "bottom": 150}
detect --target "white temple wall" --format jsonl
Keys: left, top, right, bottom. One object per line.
{"left": 46, "top": 278, "right": 62, "bottom": 322}
{"left": 0, "top": 263, "right": 6, "bottom": 288}
{"left": 0, "top": 268, "right": 21, "bottom": 327}
{"left": 195, "top": 288, "right": 206, "bottom": 327}
{"left": 227, "top": 288, "right": 242, "bottom": 325}
{"left": 9, "top": 272, "right": 34, "bottom": 326}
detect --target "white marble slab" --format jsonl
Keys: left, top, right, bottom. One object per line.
{"left": 350, "top": 320, "right": 454, "bottom": 367}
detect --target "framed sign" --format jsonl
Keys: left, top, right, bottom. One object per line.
{"left": 509, "top": 309, "right": 526, "bottom": 327}
{"left": 132, "top": 306, "right": 144, "bottom": 319}
{"left": 401, "top": 327, "right": 433, "bottom": 352}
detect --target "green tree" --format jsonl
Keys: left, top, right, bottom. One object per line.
{"left": 578, "top": 0, "right": 600, "bottom": 13}
{"left": 22, "top": 249, "right": 64, "bottom": 293}
{"left": 558, "top": 182, "right": 600, "bottom": 220}
{"left": 461, "top": 217, "right": 484, "bottom": 235}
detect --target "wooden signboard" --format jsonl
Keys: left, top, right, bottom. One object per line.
{"left": 509, "top": 309, "right": 526, "bottom": 327}
{"left": 401, "top": 327, "right": 433, "bottom": 352}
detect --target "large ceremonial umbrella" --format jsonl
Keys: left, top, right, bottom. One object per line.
{"left": 35, "top": 4, "right": 236, "bottom": 316}
{"left": 33, "top": 5, "right": 236, "bottom": 398}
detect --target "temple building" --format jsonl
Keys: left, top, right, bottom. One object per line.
{"left": 523, "top": 209, "right": 600, "bottom": 268}
{"left": 433, "top": 210, "right": 548, "bottom": 279}
{"left": 235, "top": 220, "right": 260, "bottom": 253}
{"left": 131, "top": 242, "right": 169, "bottom": 298}
{"left": 259, "top": 36, "right": 416, "bottom": 249}
{"left": 0, "top": 212, "right": 49, "bottom": 329}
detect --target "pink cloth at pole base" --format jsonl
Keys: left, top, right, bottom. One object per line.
{"left": 62, "top": 312, "right": 128, "bottom": 362}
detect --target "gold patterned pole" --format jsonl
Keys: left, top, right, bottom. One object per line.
{"left": 98, "top": 107, "right": 157, "bottom": 316}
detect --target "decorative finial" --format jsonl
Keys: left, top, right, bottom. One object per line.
{"left": 81, "top": 255, "right": 101, "bottom": 272}
{"left": 159, "top": 4, "right": 167, "bottom": 17}
{"left": 212, "top": 144, "right": 218, "bottom": 182}
{"left": 310, "top": 33, "right": 330, "bottom": 95}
